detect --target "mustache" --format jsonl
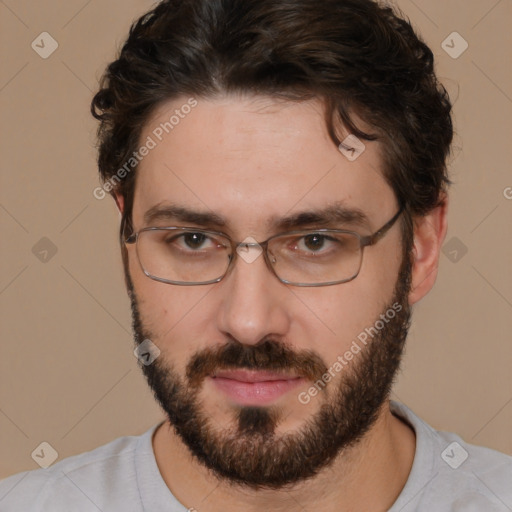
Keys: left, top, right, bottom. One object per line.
{"left": 186, "top": 339, "right": 328, "bottom": 388}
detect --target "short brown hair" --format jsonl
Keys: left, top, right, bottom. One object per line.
{"left": 91, "top": 0, "right": 453, "bottom": 238}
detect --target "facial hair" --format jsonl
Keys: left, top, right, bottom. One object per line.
{"left": 126, "top": 252, "right": 412, "bottom": 489}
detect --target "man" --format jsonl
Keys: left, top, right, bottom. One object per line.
{"left": 1, "top": 0, "right": 511, "bottom": 510}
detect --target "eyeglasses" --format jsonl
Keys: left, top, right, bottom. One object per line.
{"left": 124, "top": 206, "right": 404, "bottom": 287}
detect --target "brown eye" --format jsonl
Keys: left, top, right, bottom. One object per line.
{"left": 182, "top": 232, "right": 208, "bottom": 249}
{"left": 302, "top": 234, "right": 326, "bottom": 251}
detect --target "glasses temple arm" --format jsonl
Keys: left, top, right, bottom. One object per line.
{"left": 362, "top": 203, "right": 405, "bottom": 247}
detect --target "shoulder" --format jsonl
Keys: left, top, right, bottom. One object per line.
{"left": 390, "top": 401, "right": 512, "bottom": 511}
{"left": 0, "top": 427, "right": 156, "bottom": 512}
{"left": 433, "top": 428, "right": 512, "bottom": 508}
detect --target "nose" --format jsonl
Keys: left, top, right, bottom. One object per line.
{"left": 214, "top": 245, "right": 291, "bottom": 345}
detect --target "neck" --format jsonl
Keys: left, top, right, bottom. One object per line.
{"left": 152, "top": 400, "right": 416, "bottom": 512}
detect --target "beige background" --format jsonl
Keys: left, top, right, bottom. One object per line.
{"left": 1, "top": 0, "right": 511, "bottom": 479}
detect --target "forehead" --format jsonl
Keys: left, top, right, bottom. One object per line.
{"left": 132, "top": 94, "right": 394, "bottom": 233}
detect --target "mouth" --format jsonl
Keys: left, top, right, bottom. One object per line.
{"left": 210, "top": 369, "right": 305, "bottom": 406}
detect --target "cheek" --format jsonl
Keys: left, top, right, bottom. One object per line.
{"left": 290, "top": 285, "right": 379, "bottom": 366}
{"left": 128, "top": 251, "right": 217, "bottom": 358}
{"left": 293, "top": 246, "right": 402, "bottom": 365}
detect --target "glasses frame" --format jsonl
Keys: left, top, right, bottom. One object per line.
{"left": 124, "top": 205, "right": 404, "bottom": 287}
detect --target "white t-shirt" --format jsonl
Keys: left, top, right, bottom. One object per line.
{"left": 1, "top": 401, "right": 511, "bottom": 511}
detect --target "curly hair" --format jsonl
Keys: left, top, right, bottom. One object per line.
{"left": 91, "top": 0, "right": 453, "bottom": 242}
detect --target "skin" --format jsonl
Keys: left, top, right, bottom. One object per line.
{"left": 115, "top": 94, "right": 448, "bottom": 511}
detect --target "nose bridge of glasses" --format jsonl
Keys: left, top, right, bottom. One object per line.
{"left": 226, "top": 237, "right": 280, "bottom": 280}
{"left": 237, "top": 241, "right": 261, "bottom": 249}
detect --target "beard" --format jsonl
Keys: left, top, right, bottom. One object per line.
{"left": 125, "top": 250, "right": 412, "bottom": 490}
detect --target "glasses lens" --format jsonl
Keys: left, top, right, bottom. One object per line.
{"left": 136, "top": 228, "right": 231, "bottom": 284}
{"left": 268, "top": 231, "right": 362, "bottom": 285}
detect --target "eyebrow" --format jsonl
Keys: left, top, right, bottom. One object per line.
{"left": 143, "top": 201, "right": 370, "bottom": 231}
{"left": 144, "top": 203, "right": 227, "bottom": 227}
{"left": 272, "top": 203, "right": 370, "bottom": 231}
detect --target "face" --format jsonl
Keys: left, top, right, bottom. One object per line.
{"left": 124, "top": 95, "right": 412, "bottom": 488}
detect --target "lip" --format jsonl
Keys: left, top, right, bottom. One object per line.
{"left": 210, "top": 370, "right": 304, "bottom": 406}
{"left": 213, "top": 369, "right": 300, "bottom": 382}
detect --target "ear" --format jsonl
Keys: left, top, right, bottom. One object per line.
{"left": 408, "top": 194, "right": 449, "bottom": 305}
{"left": 113, "top": 191, "right": 125, "bottom": 215}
